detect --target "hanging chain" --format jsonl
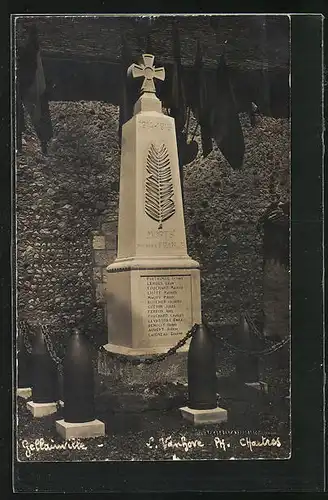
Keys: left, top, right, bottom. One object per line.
{"left": 243, "top": 310, "right": 272, "bottom": 344}
{"left": 218, "top": 334, "right": 290, "bottom": 356}
{"left": 100, "top": 324, "right": 198, "bottom": 365}
{"left": 19, "top": 320, "right": 33, "bottom": 354}
{"left": 19, "top": 306, "right": 289, "bottom": 365}
{"left": 40, "top": 323, "right": 63, "bottom": 366}
{"left": 210, "top": 326, "right": 290, "bottom": 356}
{"left": 203, "top": 310, "right": 290, "bottom": 356}
{"left": 19, "top": 318, "right": 198, "bottom": 367}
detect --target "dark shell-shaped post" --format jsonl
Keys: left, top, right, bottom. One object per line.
{"left": 187, "top": 323, "right": 217, "bottom": 410}
{"left": 31, "top": 326, "right": 58, "bottom": 403}
{"left": 17, "top": 329, "right": 31, "bottom": 389}
{"left": 63, "top": 330, "right": 95, "bottom": 423}
{"left": 235, "top": 314, "right": 259, "bottom": 383}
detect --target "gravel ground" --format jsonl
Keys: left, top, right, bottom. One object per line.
{"left": 16, "top": 100, "right": 290, "bottom": 462}
{"left": 16, "top": 340, "right": 290, "bottom": 462}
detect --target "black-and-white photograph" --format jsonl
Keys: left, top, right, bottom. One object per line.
{"left": 14, "top": 14, "right": 291, "bottom": 464}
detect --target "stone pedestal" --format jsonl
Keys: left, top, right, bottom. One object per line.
{"left": 26, "top": 401, "right": 58, "bottom": 417}
{"left": 17, "top": 387, "right": 32, "bottom": 399}
{"left": 55, "top": 419, "right": 105, "bottom": 440}
{"left": 105, "top": 264, "right": 200, "bottom": 355}
{"left": 104, "top": 71, "right": 201, "bottom": 357}
{"left": 245, "top": 381, "right": 269, "bottom": 393}
{"left": 98, "top": 348, "right": 188, "bottom": 386}
{"left": 180, "top": 406, "right": 228, "bottom": 425}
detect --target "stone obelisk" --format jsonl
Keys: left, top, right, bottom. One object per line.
{"left": 104, "top": 54, "right": 201, "bottom": 356}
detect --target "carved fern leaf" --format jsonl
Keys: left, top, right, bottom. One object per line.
{"left": 145, "top": 143, "right": 175, "bottom": 229}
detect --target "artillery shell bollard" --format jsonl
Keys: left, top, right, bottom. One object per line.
{"left": 235, "top": 314, "right": 268, "bottom": 393}
{"left": 17, "top": 327, "right": 32, "bottom": 399}
{"left": 180, "top": 324, "right": 228, "bottom": 425}
{"left": 26, "top": 326, "right": 58, "bottom": 417}
{"left": 55, "top": 330, "right": 105, "bottom": 440}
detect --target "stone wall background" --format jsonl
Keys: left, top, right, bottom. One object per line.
{"left": 16, "top": 100, "right": 290, "bottom": 348}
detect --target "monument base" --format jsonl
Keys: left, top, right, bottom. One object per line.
{"left": 179, "top": 406, "right": 228, "bottom": 425}
{"left": 102, "top": 339, "right": 189, "bottom": 356}
{"left": 17, "top": 387, "right": 32, "bottom": 399}
{"left": 98, "top": 346, "right": 188, "bottom": 386}
{"left": 27, "top": 401, "right": 58, "bottom": 417}
{"left": 55, "top": 419, "right": 105, "bottom": 440}
{"left": 105, "top": 258, "right": 201, "bottom": 355}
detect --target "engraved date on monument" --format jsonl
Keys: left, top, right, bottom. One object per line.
{"left": 139, "top": 119, "right": 172, "bottom": 132}
{"left": 141, "top": 275, "right": 192, "bottom": 337}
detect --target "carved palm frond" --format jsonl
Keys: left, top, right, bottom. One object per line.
{"left": 145, "top": 143, "right": 175, "bottom": 229}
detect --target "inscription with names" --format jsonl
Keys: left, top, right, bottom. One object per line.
{"left": 141, "top": 275, "right": 192, "bottom": 337}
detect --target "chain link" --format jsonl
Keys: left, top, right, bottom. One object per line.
{"left": 19, "top": 308, "right": 289, "bottom": 366}
{"left": 18, "top": 318, "right": 198, "bottom": 367}
{"left": 243, "top": 310, "right": 272, "bottom": 344}
{"left": 100, "top": 324, "right": 198, "bottom": 365}
{"left": 210, "top": 326, "right": 290, "bottom": 356}
{"left": 243, "top": 310, "right": 290, "bottom": 354}
{"left": 41, "top": 324, "right": 63, "bottom": 366}
{"left": 19, "top": 320, "right": 33, "bottom": 354}
{"left": 203, "top": 311, "right": 289, "bottom": 356}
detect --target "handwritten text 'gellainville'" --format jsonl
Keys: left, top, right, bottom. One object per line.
{"left": 21, "top": 438, "right": 88, "bottom": 458}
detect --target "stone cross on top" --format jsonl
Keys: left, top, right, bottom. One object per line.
{"left": 128, "top": 54, "right": 165, "bottom": 95}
